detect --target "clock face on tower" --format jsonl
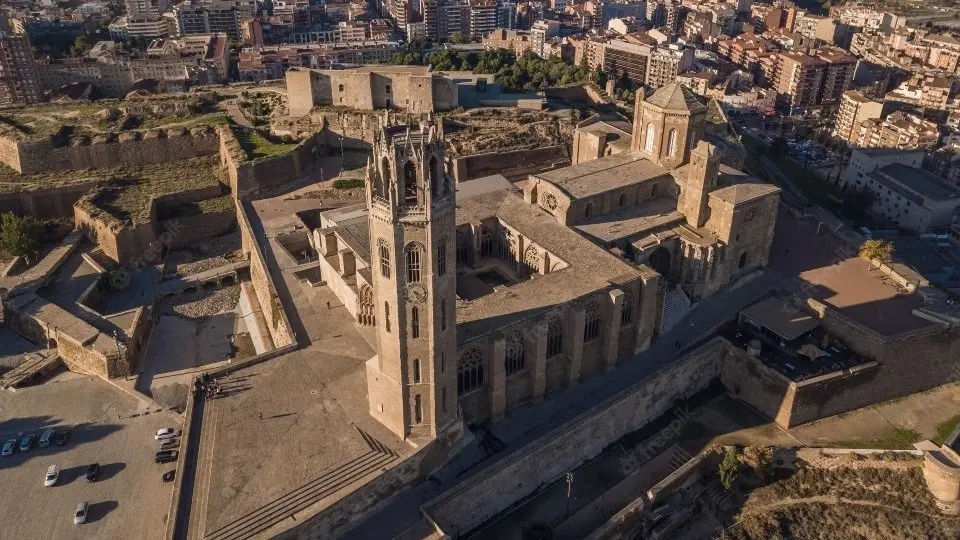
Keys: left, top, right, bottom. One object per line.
{"left": 406, "top": 283, "right": 428, "bottom": 304}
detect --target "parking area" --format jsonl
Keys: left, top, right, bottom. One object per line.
{"left": 0, "top": 373, "right": 181, "bottom": 540}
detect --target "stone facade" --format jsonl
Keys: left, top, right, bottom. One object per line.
{"left": 364, "top": 120, "right": 460, "bottom": 442}
{"left": 0, "top": 127, "right": 220, "bottom": 175}
{"left": 218, "top": 126, "right": 328, "bottom": 198}
{"left": 286, "top": 66, "right": 458, "bottom": 117}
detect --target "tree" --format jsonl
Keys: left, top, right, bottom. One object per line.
{"left": 859, "top": 239, "right": 894, "bottom": 263}
{"left": 0, "top": 212, "right": 43, "bottom": 264}
{"left": 719, "top": 446, "right": 740, "bottom": 491}
{"left": 450, "top": 32, "right": 467, "bottom": 44}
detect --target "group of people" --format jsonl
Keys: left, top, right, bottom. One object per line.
{"left": 195, "top": 373, "right": 223, "bottom": 399}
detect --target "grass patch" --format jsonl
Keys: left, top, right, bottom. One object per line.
{"left": 232, "top": 126, "right": 297, "bottom": 159}
{"left": 333, "top": 179, "right": 365, "bottom": 189}
{"left": 933, "top": 415, "right": 960, "bottom": 446}
{"left": 828, "top": 426, "right": 921, "bottom": 450}
{"left": 79, "top": 156, "right": 224, "bottom": 224}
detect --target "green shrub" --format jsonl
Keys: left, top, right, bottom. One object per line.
{"left": 333, "top": 179, "right": 365, "bottom": 189}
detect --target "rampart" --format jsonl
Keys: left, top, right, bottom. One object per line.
{"left": 421, "top": 339, "right": 722, "bottom": 536}
{"left": 0, "top": 127, "right": 220, "bottom": 174}
{"left": 0, "top": 181, "right": 101, "bottom": 219}
{"left": 236, "top": 199, "right": 294, "bottom": 348}
{"left": 74, "top": 184, "right": 232, "bottom": 266}
{"left": 218, "top": 126, "right": 327, "bottom": 198}
{"left": 451, "top": 145, "right": 571, "bottom": 182}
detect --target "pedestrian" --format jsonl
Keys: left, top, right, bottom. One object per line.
{"left": 258, "top": 412, "right": 263, "bottom": 420}
{"left": 326, "top": 301, "right": 331, "bottom": 309}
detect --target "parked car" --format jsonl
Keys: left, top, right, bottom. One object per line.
{"left": 85, "top": 463, "right": 100, "bottom": 482}
{"left": 18, "top": 434, "right": 35, "bottom": 452}
{"left": 158, "top": 440, "right": 179, "bottom": 452}
{"left": 155, "top": 450, "right": 178, "bottom": 464}
{"left": 74, "top": 502, "right": 88, "bottom": 525}
{"left": 44, "top": 465, "right": 59, "bottom": 487}
{"left": 39, "top": 429, "right": 55, "bottom": 448}
{"left": 55, "top": 430, "right": 71, "bottom": 446}
{"left": 154, "top": 428, "right": 181, "bottom": 441}
{"left": 1, "top": 439, "right": 15, "bottom": 456}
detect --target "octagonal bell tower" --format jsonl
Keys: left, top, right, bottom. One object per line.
{"left": 365, "top": 114, "right": 459, "bottom": 442}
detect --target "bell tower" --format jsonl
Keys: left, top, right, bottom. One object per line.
{"left": 365, "top": 115, "right": 459, "bottom": 442}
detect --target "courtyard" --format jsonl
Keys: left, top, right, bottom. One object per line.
{"left": 769, "top": 208, "right": 933, "bottom": 336}
{"left": 0, "top": 372, "right": 180, "bottom": 540}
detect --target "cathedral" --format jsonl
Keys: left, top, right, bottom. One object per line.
{"left": 312, "top": 83, "right": 780, "bottom": 443}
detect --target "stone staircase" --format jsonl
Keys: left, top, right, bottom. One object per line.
{"left": 660, "top": 287, "right": 693, "bottom": 334}
{"left": 203, "top": 427, "right": 397, "bottom": 540}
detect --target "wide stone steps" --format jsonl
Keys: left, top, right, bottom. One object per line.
{"left": 660, "top": 287, "right": 693, "bottom": 334}
{"left": 204, "top": 429, "right": 397, "bottom": 540}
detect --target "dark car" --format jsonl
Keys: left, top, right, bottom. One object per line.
{"left": 85, "top": 463, "right": 100, "bottom": 482}
{"left": 158, "top": 440, "right": 179, "bottom": 452}
{"left": 18, "top": 434, "right": 35, "bottom": 452}
{"left": 55, "top": 430, "right": 71, "bottom": 447}
{"left": 155, "top": 450, "right": 178, "bottom": 464}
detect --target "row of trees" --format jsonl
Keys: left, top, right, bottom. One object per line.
{"left": 387, "top": 48, "right": 593, "bottom": 92}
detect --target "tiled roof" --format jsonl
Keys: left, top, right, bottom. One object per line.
{"left": 644, "top": 83, "right": 707, "bottom": 112}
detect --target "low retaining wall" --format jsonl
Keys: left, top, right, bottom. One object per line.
{"left": 422, "top": 339, "right": 723, "bottom": 536}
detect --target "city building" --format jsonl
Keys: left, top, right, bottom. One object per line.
{"left": 174, "top": 0, "right": 241, "bottom": 41}
{"left": 239, "top": 41, "right": 404, "bottom": 80}
{"left": 603, "top": 39, "right": 652, "bottom": 87}
{"left": 109, "top": 16, "right": 176, "bottom": 40}
{"left": 468, "top": 0, "right": 498, "bottom": 39}
{"left": 833, "top": 90, "right": 883, "bottom": 145}
{"left": 840, "top": 147, "right": 924, "bottom": 190}
{"left": 530, "top": 20, "right": 560, "bottom": 58}
{"left": 773, "top": 51, "right": 825, "bottom": 113}
{"left": 854, "top": 111, "right": 940, "bottom": 151}
{"left": 817, "top": 47, "right": 857, "bottom": 106}
{"left": 0, "top": 22, "right": 43, "bottom": 106}
{"left": 865, "top": 164, "right": 960, "bottom": 232}
{"left": 646, "top": 45, "right": 693, "bottom": 89}
{"left": 483, "top": 28, "right": 533, "bottom": 56}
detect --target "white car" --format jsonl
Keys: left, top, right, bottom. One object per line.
{"left": 1, "top": 439, "right": 15, "bottom": 456}
{"left": 155, "top": 428, "right": 181, "bottom": 441}
{"left": 74, "top": 502, "right": 88, "bottom": 525}
{"left": 44, "top": 465, "right": 59, "bottom": 487}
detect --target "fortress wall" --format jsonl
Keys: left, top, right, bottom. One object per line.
{"left": 10, "top": 130, "right": 220, "bottom": 175}
{"left": 0, "top": 181, "right": 101, "bottom": 219}
{"left": 316, "top": 111, "right": 377, "bottom": 149}
{"left": 719, "top": 343, "right": 796, "bottom": 427}
{"left": 219, "top": 127, "right": 327, "bottom": 198}
{"left": 452, "top": 145, "right": 570, "bottom": 182}
{"left": 236, "top": 199, "right": 294, "bottom": 348}
{"left": 423, "top": 339, "right": 723, "bottom": 536}
{"left": 0, "top": 134, "right": 22, "bottom": 172}
{"left": 160, "top": 212, "right": 236, "bottom": 251}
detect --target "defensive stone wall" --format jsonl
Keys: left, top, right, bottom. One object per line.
{"left": 0, "top": 181, "right": 101, "bottom": 219}
{"left": 218, "top": 126, "right": 327, "bottom": 198}
{"left": 421, "top": 339, "right": 723, "bottom": 536}
{"left": 451, "top": 145, "right": 570, "bottom": 182}
{"left": 74, "top": 199, "right": 159, "bottom": 266}
{"left": 236, "top": 199, "right": 294, "bottom": 348}
{"left": 0, "top": 127, "right": 220, "bottom": 174}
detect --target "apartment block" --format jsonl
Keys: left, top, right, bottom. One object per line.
{"left": 174, "top": 0, "right": 240, "bottom": 41}
{"left": 774, "top": 52, "right": 826, "bottom": 112}
{"left": 0, "top": 29, "right": 42, "bottom": 105}
{"left": 646, "top": 45, "right": 693, "bottom": 89}
{"left": 854, "top": 111, "right": 940, "bottom": 151}
{"left": 602, "top": 39, "right": 652, "bottom": 86}
{"left": 833, "top": 90, "right": 883, "bottom": 145}
{"left": 468, "top": 0, "right": 498, "bottom": 39}
{"left": 817, "top": 47, "right": 857, "bottom": 105}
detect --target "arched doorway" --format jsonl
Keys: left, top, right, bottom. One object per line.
{"left": 648, "top": 246, "right": 671, "bottom": 278}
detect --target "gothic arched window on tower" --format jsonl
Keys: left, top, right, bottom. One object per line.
{"left": 645, "top": 123, "right": 655, "bottom": 153}
{"left": 413, "top": 358, "right": 421, "bottom": 383}
{"left": 358, "top": 285, "right": 375, "bottom": 326}
{"left": 505, "top": 332, "right": 525, "bottom": 375}
{"left": 406, "top": 243, "right": 422, "bottom": 283}
{"left": 547, "top": 316, "right": 563, "bottom": 357}
{"left": 414, "top": 394, "right": 422, "bottom": 424}
{"left": 584, "top": 301, "right": 601, "bottom": 342}
{"left": 403, "top": 161, "right": 418, "bottom": 205}
{"left": 378, "top": 239, "right": 390, "bottom": 278}
{"left": 458, "top": 348, "right": 484, "bottom": 394}
{"left": 621, "top": 290, "right": 634, "bottom": 325}
{"left": 411, "top": 307, "right": 420, "bottom": 338}
{"left": 666, "top": 128, "right": 677, "bottom": 157}
{"left": 456, "top": 229, "right": 470, "bottom": 265}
